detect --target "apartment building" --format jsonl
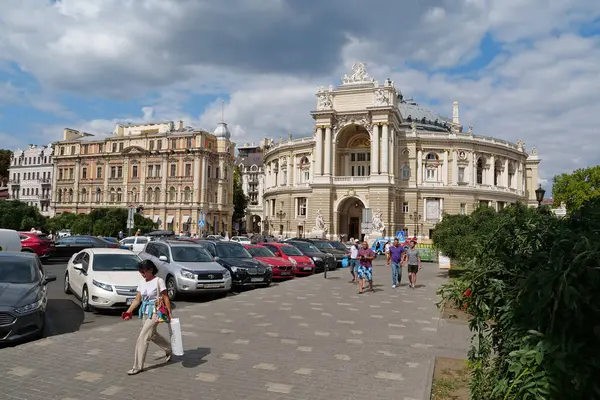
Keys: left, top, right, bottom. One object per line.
{"left": 235, "top": 142, "right": 265, "bottom": 233}
{"left": 8, "top": 144, "right": 54, "bottom": 216}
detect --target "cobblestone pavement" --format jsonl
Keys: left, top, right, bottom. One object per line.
{"left": 1, "top": 260, "right": 470, "bottom": 400}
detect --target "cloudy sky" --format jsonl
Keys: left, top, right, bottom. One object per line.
{"left": 1, "top": 0, "right": 599, "bottom": 188}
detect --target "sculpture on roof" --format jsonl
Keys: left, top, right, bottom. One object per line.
{"left": 531, "top": 147, "right": 538, "bottom": 155}
{"left": 468, "top": 125, "right": 473, "bottom": 134}
{"left": 517, "top": 139, "right": 525, "bottom": 151}
{"left": 410, "top": 122, "right": 417, "bottom": 135}
{"left": 315, "top": 209, "right": 325, "bottom": 230}
{"left": 316, "top": 86, "right": 333, "bottom": 110}
{"left": 373, "top": 88, "right": 389, "bottom": 107}
{"left": 342, "top": 62, "right": 375, "bottom": 85}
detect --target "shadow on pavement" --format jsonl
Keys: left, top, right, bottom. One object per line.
{"left": 180, "top": 347, "right": 211, "bottom": 368}
{"left": 43, "top": 298, "right": 99, "bottom": 337}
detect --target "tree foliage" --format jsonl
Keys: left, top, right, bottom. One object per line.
{"left": 435, "top": 202, "right": 600, "bottom": 399}
{"left": 0, "top": 149, "right": 12, "bottom": 183}
{"left": 232, "top": 165, "right": 248, "bottom": 224}
{"left": 47, "top": 208, "right": 156, "bottom": 237}
{"left": 552, "top": 165, "right": 600, "bottom": 211}
{"left": 0, "top": 200, "right": 46, "bottom": 231}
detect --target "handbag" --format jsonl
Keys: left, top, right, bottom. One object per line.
{"left": 154, "top": 279, "right": 170, "bottom": 323}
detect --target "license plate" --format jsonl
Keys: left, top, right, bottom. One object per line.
{"left": 201, "top": 283, "right": 224, "bottom": 289}
{"left": 280, "top": 272, "right": 290, "bottom": 275}
{"left": 303, "top": 267, "right": 312, "bottom": 271}
{"left": 251, "top": 277, "right": 263, "bottom": 282}
{"left": 126, "top": 298, "right": 135, "bottom": 305}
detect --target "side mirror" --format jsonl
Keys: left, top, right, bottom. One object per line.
{"left": 214, "top": 256, "right": 220, "bottom": 261}
{"left": 274, "top": 252, "right": 282, "bottom": 257}
{"left": 44, "top": 275, "right": 57, "bottom": 283}
{"left": 158, "top": 255, "right": 168, "bottom": 262}
{"left": 73, "top": 263, "right": 84, "bottom": 271}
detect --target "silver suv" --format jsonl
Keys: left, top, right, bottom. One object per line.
{"left": 139, "top": 240, "right": 232, "bottom": 300}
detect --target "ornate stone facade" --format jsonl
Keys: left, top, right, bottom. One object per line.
{"left": 52, "top": 121, "right": 235, "bottom": 235}
{"left": 262, "top": 64, "right": 542, "bottom": 241}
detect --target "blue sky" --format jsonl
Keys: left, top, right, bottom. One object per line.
{"left": 1, "top": 0, "right": 599, "bottom": 190}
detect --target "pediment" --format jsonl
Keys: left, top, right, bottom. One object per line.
{"left": 122, "top": 146, "right": 148, "bottom": 155}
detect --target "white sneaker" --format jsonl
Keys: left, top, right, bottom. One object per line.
{"left": 392, "top": 285, "right": 396, "bottom": 288}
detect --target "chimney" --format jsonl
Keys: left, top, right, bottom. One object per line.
{"left": 178, "top": 120, "right": 184, "bottom": 130}
{"left": 452, "top": 101, "right": 460, "bottom": 125}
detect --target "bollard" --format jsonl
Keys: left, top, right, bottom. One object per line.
{"left": 324, "top": 261, "right": 328, "bottom": 279}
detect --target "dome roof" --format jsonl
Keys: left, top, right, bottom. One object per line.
{"left": 398, "top": 97, "right": 453, "bottom": 132}
{"left": 214, "top": 121, "right": 231, "bottom": 140}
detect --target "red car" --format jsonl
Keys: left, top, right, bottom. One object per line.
{"left": 244, "top": 245, "right": 295, "bottom": 280}
{"left": 18, "top": 232, "right": 54, "bottom": 259}
{"left": 259, "top": 243, "right": 315, "bottom": 276}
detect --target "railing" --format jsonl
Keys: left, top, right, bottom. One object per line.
{"left": 264, "top": 137, "right": 314, "bottom": 153}
{"left": 38, "top": 178, "right": 51, "bottom": 184}
{"left": 332, "top": 176, "right": 370, "bottom": 183}
{"left": 417, "top": 132, "right": 521, "bottom": 151}
{"left": 8, "top": 180, "right": 20, "bottom": 184}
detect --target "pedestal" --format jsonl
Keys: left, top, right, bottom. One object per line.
{"left": 309, "top": 229, "right": 326, "bottom": 239}
{"left": 365, "top": 231, "right": 384, "bottom": 247}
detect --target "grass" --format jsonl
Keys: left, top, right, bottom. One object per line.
{"left": 431, "top": 357, "right": 470, "bottom": 400}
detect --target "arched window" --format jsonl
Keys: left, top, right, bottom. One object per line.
{"left": 154, "top": 188, "right": 160, "bottom": 203}
{"left": 508, "top": 162, "right": 516, "bottom": 188}
{"left": 169, "top": 187, "right": 176, "bottom": 203}
{"left": 402, "top": 164, "right": 410, "bottom": 180}
{"left": 68, "top": 189, "right": 73, "bottom": 202}
{"left": 476, "top": 158, "right": 485, "bottom": 185}
{"left": 426, "top": 152, "right": 438, "bottom": 161}
{"left": 494, "top": 159, "right": 503, "bottom": 186}
{"left": 116, "top": 188, "right": 122, "bottom": 202}
{"left": 95, "top": 188, "right": 101, "bottom": 203}
{"left": 57, "top": 190, "right": 62, "bottom": 202}
{"left": 81, "top": 189, "right": 87, "bottom": 203}
{"left": 184, "top": 187, "right": 191, "bottom": 203}
{"left": 146, "top": 188, "right": 153, "bottom": 203}
{"left": 110, "top": 188, "right": 116, "bottom": 203}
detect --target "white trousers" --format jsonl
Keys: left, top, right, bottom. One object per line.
{"left": 132, "top": 317, "right": 172, "bottom": 370}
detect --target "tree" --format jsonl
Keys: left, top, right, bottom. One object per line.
{"left": 47, "top": 208, "right": 156, "bottom": 237}
{"left": 232, "top": 165, "right": 249, "bottom": 228}
{"left": 552, "top": 165, "right": 600, "bottom": 211}
{"left": 0, "top": 149, "right": 12, "bottom": 184}
{"left": 0, "top": 200, "right": 46, "bottom": 231}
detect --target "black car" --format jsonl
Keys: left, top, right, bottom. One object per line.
{"left": 197, "top": 240, "right": 272, "bottom": 288}
{"left": 52, "top": 235, "right": 119, "bottom": 259}
{"left": 290, "top": 239, "right": 345, "bottom": 268}
{"left": 286, "top": 240, "right": 335, "bottom": 273}
{"left": 0, "top": 252, "right": 56, "bottom": 344}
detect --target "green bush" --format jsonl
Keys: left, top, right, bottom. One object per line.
{"left": 0, "top": 201, "right": 46, "bottom": 231}
{"left": 435, "top": 202, "right": 600, "bottom": 400}
{"left": 47, "top": 208, "right": 156, "bottom": 237}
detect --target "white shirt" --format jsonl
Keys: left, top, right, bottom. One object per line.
{"left": 385, "top": 243, "right": 391, "bottom": 253}
{"left": 350, "top": 245, "right": 359, "bottom": 259}
{"left": 137, "top": 277, "right": 167, "bottom": 302}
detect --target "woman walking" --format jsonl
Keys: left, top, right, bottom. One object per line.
{"left": 122, "top": 259, "right": 173, "bottom": 375}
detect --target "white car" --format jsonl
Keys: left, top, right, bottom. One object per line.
{"left": 230, "top": 236, "right": 251, "bottom": 245}
{"left": 64, "top": 248, "right": 142, "bottom": 311}
{"left": 120, "top": 236, "right": 150, "bottom": 253}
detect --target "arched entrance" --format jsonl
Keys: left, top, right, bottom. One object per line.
{"left": 250, "top": 215, "right": 262, "bottom": 234}
{"left": 337, "top": 197, "right": 365, "bottom": 241}
{"left": 335, "top": 124, "right": 371, "bottom": 177}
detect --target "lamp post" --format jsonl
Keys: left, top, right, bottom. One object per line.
{"left": 409, "top": 211, "right": 422, "bottom": 237}
{"left": 535, "top": 184, "right": 546, "bottom": 208}
{"left": 276, "top": 209, "right": 286, "bottom": 237}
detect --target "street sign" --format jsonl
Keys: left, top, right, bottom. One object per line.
{"left": 361, "top": 222, "right": 373, "bottom": 235}
{"left": 362, "top": 208, "right": 372, "bottom": 223}
{"left": 198, "top": 220, "right": 205, "bottom": 228}
{"left": 127, "top": 207, "right": 135, "bottom": 229}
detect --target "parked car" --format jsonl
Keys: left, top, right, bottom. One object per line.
{"left": 243, "top": 245, "right": 295, "bottom": 280}
{"left": 196, "top": 240, "right": 272, "bottom": 288}
{"left": 231, "top": 236, "right": 251, "bottom": 245}
{"left": 286, "top": 240, "right": 335, "bottom": 273}
{"left": 52, "top": 235, "right": 119, "bottom": 259}
{"left": 0, "top": 229, "right": 22, "bottom": 252}
{"left": 259, "top": 242, "right": 315, "bottom": 276}
{"left": 291, "top": 239, "right": 345, "bottom": 268}
{"left": 103, "top": 237, "right": 130, "bottom": 249}
{"left": 139, "top": 240, "right": 232, "bottom": 300}
{"left": 0, "top": 252, "right": 56, "bottom": 343}
{"left": 205, "top": 235, "right": 224, "bottom": 241}
{"left": 120, "top": 236, "right": 151, "bottom": 253}
{"left": 250, "top": 235, "right": 277, "bottom": 244}
{"left": 18, "top": 232, "right": 54, "bottom": 260}
{"left": 64, "top": 249, "right": 143, "bottom": 311}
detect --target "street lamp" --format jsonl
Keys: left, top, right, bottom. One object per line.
{"left": 276, "top": 209, "right": 286, "bottom": 236}
{"left": 409, "top": 211, "right": 422, "bottom": 236}
{"left": 535, "top": 184, "right": 546, "bottom": 208}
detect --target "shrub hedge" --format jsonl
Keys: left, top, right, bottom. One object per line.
{"left": 434, "top": 201, "right": 600, "bottom": 400}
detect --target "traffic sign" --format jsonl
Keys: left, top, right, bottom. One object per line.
{"left": 198, "top": 220, "right": 205, "bottom": 228}
{"left": 127, "top": 206, "right": 135, "bottom": 229}
{"left": 361, "top": 222, "right": 372, "bottom": 234}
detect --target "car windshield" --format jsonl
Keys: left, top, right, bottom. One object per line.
{"left": 0, "top": 257, "right": 40, "bottom": 283}
{"left": 313, "top": 241, "right": 334, "bottom": 250}
{"left": 329, "top": 241, "right": 347, "bottom": 250}
{"left": 292, "top": 242, "right": 319, "bottom": 253}
{"left": 93, "top": 254, "right": 141, "bottom": 271}
{"left": 171, "top": 246, "right": 213, "bottom": 262}
{"left": 36, "top": 234, "right": 51, "bottom": 241}
{"left": 280, "top": 246, "right": 303, "bottom": 256}
{"left": 247, "top": 247, "right": 275, "bottom": 257}
{"left": 216, "top": 243, "right": 252, "bottom": 258}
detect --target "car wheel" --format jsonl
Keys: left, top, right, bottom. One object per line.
{"left": 166, "top": 276, "right": 178, "bottom": 301}
{"left": 81, "top": 286, "right": 91, "bottom": 312}
{"left": 64, "top": 273, "right": 71, "bottom": 294}
{"left": 264, "top": 281, "right": 272, "bottom": 287}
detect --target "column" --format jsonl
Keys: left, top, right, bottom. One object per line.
{"left": 290, "top": 155, "right": 295, "bottom": 186}
{"left": 140, "top": 158, "right": 147, "bottom": 202}
{"left": 201, "top": 157, "right": 208, "bottom": 205}
{"left": 315, "top": 127, "right": 323, "bottom": 176}
{"left": 381, "top": 124, "right": 389, "bottom": 174}
{"left": 417, "top": 149, "right": 423, "bottom": 185}
{"left": 390, "top": 128, "right": 396, "bottom": 178}
{"left": 324, "top": 126, "right": 332, "bottom": 176}
{"left": 103, "top": 164, "right": 109, "bottom": 202}
{"left": 344, "top": 153, "right": 350, "bottom": 176}
{"left": 452, "top": 151, "right": 458, "bottom": 184}
{"left": 371, "top": 125, "right": 380, "bottom": 175}
{"left": 488, "top": 155, "right": 495, "bottom": 185}
{"left": 122, "top": 159, "right": 129, "bottom": 205}
{"left": 469, "top": 152, "right": 475, "bottom": 186}
{"left": 161, "top": 157, "right": 168, "bottom": 203}
{"left": 74, "top": 161, "right": 81, "bottom": 203}
{"left": 193, "top": 155, "right": 201, "bottom": 203}
{"left": 51, "top": 162, "right": 58, "bottom": 203}
{"left": 442, "top": 151, "right": 448, "bottom": 185}
{"left": 504, "top": 159, "right": 509, "bottom": 187}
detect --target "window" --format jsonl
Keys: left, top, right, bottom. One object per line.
{"left": 146, "top": 188, "right": 153, "bottom": 203}
{"left": 154, "top": 188, "right": 160, "bottom": 202}
{"left": 170, "top": 139, "right": 177, "bottom": 149}
{"left": 117, "top": 188, "right": 122, "bottom": 202}
{"left": 476, "top": 158, "right": 485, "bottom": 185}
{"left": 425, "top": 168, "right": 436, "bottom": 181}
{"left": 112, "top": 143, "right": 117, "bottom": 152}
{"left": 95, "top": 188, "right": 101, "bottom": 202}
{"left": 82, "top": 167, "right": 87, "bottom": 179}
{"left": 110, "top": 188, "right": 116, "bottom": 203}
{"left": 98, "top": 144, "right": 103, "bottom": 153}
{"left": 401, "top": 164, "right": 410, "bottom": 180}
{"left": 68, "top": 189, "right": 73, "bottom": 202}
{"left": 81, "top": 189, "right": 88, "bottom": 202}
{"left": 60, "top": 147, "right": 65, "bottom": 155}
{"left": 425, "top": 198, "right": 441, "bottom": 221}
{"left": 111, "top": 166, "right": 116, "bottom": 178}
{"left": 97, "top": 166, "right": 102, "bottom": 179}
{"left": 156, "top": 140, "right": 162, "bottom": 150}
{"left": 59, "top": 169, "right": 63, "bottom": 180}
{"left": 460, "top": 203, "right": 466, "bottom": 215}
{"left": 132, "top": 165, "right": 138, "bottom": 178}
{"left": 185, "top": 163, "right": 191, "bottom": 177}
{"left": 132, "top": 188, "right": 138, "bottom": 203}
{"left": 119, "top": 143, "right": 124, "bottom": 152}
{"left": 70, "top": 146, "right": 75, "bottom": 155}
{"left": 494, "top": 160, "right": 502, "bottom": 186}
{"left": 297, "top": 198, "right": 307, "bottom": 216}
{"left": 426, "top": 152, "right": 438, "bottom": 161}
{"left": 147, "top": 165, "right": 154, "bottom": 178}
{"left": 117, "top": 166, "right": 123, "bottom": 178}
{"left": 184, "top": 187, "right": 191, "bottom": 203}
{"left": 169, "top": 187, "right": 176, "bottom": 203}
{"left": 149, "top": 140, "right": 154, "bottom": 151}
{"left": 402, "top": 202, "right": 409, "bottom": 213}
{"left": 350, "top": 151, "right": 370, "bottom": 177}
{"left": 216, "top": 167, "right": 220, "bottom": 179}
{"left": 170, "top": 164, "right": 177, "bottom": 177}
{"left": 186, "top": 137, "right": 193, "bottom": 148}
{"left": 83, "top": 144, "right": 89, "bottom": 154}
{"left": 69, "top": 168, "right": 74, "bottom": 179}
{"left": 155, "top": 165, "right": 161, "bottom": 177}
{"left": 458, "top": 167, "right": 466, "bottom": 183}
{"left": 207, "top": 166, "right": 211, "bottom": 178}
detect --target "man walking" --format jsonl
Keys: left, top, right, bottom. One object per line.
{"left": 357, "top": 241, "right": 375, "bottom": 294}
{"left": 349, "top": 239, "right": 360, "bottom": 284}
{"left": 402, "top": 240, "right": 422, "bottom": 289}
{"left": 386, "top": 238, "right": 404, "bottom": 288}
